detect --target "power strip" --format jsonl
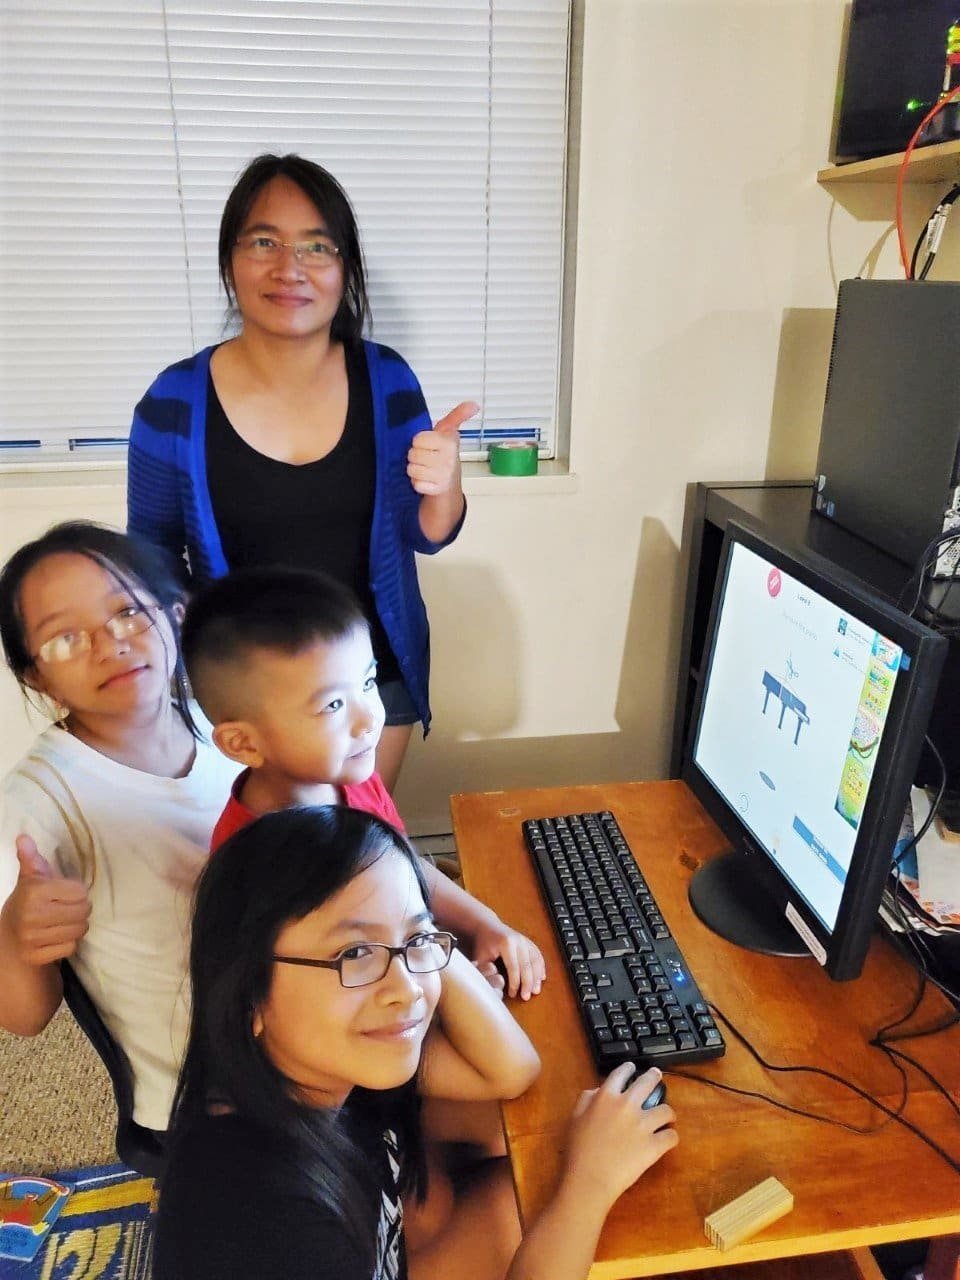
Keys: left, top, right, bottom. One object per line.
{"left": 932, "top": 489, "right": 960, "bottom": 578}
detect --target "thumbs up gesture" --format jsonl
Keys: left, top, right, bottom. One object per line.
{"left": 407, "top": 401, "right": 479, "bottom": 497}
{"left": 2, "top": 835, "right": 92, "bottom": 966}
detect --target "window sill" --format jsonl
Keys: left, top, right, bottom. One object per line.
{"left": 0, "top": 463, "right": 126, "bottom": 507}
{"left": 0, "top": 456, "right": 126, "bottom": 480}
{"left": 0, "top": 458, "right": 580, "bottom": 499}
{"left": 462, "top": 459, "right": 579, "bottom": 496}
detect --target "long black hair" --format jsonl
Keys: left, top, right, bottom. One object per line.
{"left": 0, "top": 520, "right": 196, "bottom": 735}
{"left": 218, "top": 152, "right": 370, "bottom": 345}
{"left": 167, "top": 806, "right": 429, "bottom": 1270}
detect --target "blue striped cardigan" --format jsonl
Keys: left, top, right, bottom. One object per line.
{"left": 127, "top": 340, "right": 464, "bottom": 733}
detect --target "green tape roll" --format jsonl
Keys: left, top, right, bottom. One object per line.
{"left": 488, "top": 441, "right": 539, "bottom": 476}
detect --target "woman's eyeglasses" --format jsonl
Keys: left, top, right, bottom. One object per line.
{"left": 273, "top": 931, "right": 457, "bottom": 989}
{"left": 33, "top": 604, "right": 161, "bottom": 665}
{"left": 234, "top": 234, "right": 341, "bottom": 268}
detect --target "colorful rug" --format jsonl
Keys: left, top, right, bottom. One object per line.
{"left": 0, "top": 1164, "right": 155, "bottom": 1280}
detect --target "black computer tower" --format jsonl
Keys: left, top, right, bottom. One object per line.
{"left": 835, "top": 1, "right": 960, "bottom": 162}
{"left": 813, "top": 279, "right": 960, "bottom": 568}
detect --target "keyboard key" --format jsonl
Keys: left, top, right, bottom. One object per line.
{"left": 601, "top": 938, "right": 634, "bottom": 958}
{"left": 637, "top": 1034, "right": 678, "bottom": 1056}
{"left": 578, "top": 927, "right": 601, "bottom": 959}
{"left": 585, "top": 1003, "right": 608, "bottom": 1030}
{"left": 599, "top": 1040, "right": 636, "bottom": 1062}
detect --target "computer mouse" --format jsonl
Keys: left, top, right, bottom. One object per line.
{"left": 642, "top": 1078, "right": 667, "bottom": 1110}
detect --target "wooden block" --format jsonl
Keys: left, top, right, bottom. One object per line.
{"left": 704, "top": 1176, "right": 794, "bottom": 1251}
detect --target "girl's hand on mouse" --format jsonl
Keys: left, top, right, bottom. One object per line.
{"left": 3, "top": 835, "right": 91, "bottom": 966}
{"left": 562, "top": 1065, "right": 677, "bottom": 1212}
{"left": 472, "top": 919, "right": 546, "bottom": 1000}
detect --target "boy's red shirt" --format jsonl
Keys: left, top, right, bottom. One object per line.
{"left": 210, "top": 769, "right": 404, "bottom": 851}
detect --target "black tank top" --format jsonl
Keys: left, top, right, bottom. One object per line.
{"left": 205, "top": 342, "right": 400, "bottom": 683}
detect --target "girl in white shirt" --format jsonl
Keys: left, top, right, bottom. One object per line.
{"left": 0, "top": 522, "right": 238, "bottom": 1133}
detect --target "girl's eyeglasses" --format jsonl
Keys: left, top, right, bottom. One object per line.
{"left": 273, "top": 931, "right": 457, "bottom": 989}
{"left": 33, "top": 604, "right": 161, "bottom": 665}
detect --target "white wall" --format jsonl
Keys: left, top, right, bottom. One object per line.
{"left": 2, "top": 0, "right": 959, "bottom": 833}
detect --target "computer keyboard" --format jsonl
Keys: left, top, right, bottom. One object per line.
{"left": 523, "top": 810, "right": 725, "bottom": 1071}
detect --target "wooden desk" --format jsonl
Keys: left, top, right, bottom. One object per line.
{"left": 451, "top": 780, "right": 960, "bottom": 1279}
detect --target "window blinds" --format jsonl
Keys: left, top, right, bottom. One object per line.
{"left": 0, "top": 0, "right": 570, "bottom": 463}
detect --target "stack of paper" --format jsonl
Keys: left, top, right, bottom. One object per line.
{"left": 882, "top": 788, "right": 960, "bottom": 936}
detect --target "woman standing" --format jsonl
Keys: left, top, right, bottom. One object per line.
{"left": 128, "top": 154, "right": 475, "bottom": 790}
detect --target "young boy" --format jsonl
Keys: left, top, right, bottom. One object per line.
{"left": 181, "top": 566, "right": 545, "bottom": 1001}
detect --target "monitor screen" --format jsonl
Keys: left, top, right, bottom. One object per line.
{"left": 682, "top": 522, "right": 946, "bottom": 980}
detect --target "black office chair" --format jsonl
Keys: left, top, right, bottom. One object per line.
{"left": 60, "top": 962, "right": 167, "bottom": 1180}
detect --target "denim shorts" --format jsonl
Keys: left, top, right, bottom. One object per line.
{"left": 378, "top": 677, "right": 419, "bottom": 727}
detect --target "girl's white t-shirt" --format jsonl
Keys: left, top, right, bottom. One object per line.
{"left": 0, "top": 720, "right": 240, "bottom": 1131}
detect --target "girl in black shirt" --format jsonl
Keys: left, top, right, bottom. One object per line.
{"left": 153, "top": 807, "right": 677, "bottom": 1280}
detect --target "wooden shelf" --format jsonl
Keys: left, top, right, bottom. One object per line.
{"left": 817, "top": 138, "right": 960, "bottom": 186}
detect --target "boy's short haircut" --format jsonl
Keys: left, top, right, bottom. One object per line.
{"left": 182, "top": 567, "right": 368, "bottom": 724}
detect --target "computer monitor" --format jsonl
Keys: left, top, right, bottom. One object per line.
{"left": 681, "top": 522, "right": 947, "bottom": 981}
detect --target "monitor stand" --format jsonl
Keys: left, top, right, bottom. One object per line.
{"left": 688, "top": 852, "right": 810, "bottom": 958}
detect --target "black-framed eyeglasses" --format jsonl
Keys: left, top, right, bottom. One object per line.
{"left": 234, "top": 233, "right": 341, "bottom": 268}
{"left": 33, "top": 604, "right": 161, "bottom": 665}
{"left": 273, "top": 931, "right": 457, "bottom": 989}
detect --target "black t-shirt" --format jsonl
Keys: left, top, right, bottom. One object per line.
{"left": 152, "top": 1100, "right": 406, "bottom": 1280}
{"left": 205, "top": 342, "right": 400, "bottom": 684}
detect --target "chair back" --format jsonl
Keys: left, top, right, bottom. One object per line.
{"left": 60, "top": 962, "right": 166, "bottom": 1179}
